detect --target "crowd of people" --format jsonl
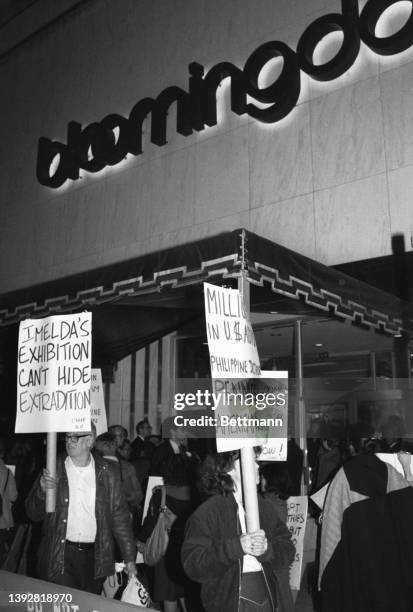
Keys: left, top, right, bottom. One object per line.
{"left": 1, "top": 413, "right": 413, "bottom": 611}
{"left": 0, "top": 417, "right": 297, "bottom": 612}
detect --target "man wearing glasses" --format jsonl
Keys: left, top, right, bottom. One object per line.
{"left": 26, "top": 425, "right": 137, "bottom": 594}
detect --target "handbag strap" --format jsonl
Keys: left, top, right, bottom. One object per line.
{"left": 2, "top": 470, "right": 9, "bottom": 496}
{"left": 160, "top": 485, "right": 166, "bottom": 510}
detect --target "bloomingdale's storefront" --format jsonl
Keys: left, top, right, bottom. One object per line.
{"left": 2, "top": 0, "right": 413, "bottom": 462}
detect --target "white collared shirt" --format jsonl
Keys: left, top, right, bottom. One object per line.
{"left": 169, "top": 439, "right": 180, "bottom": 454}
{"left": 169, "top": 439, "right": 191, "bottom": 457}
{"left": 65, "top": 455, "right": 96, "bottom": 542}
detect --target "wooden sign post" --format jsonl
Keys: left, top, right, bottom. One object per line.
{"left": 46, "top": 432, "right": 57, "bottom": 513}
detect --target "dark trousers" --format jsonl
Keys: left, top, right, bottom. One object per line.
{"left": 58, "top": 542, "right": 105, "bottom": 594}
{"left": 0, "top": 528, "right": 11, "bottom": 566}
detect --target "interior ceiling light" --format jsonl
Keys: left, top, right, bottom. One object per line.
{"left": 315, "top": 343, "right": 323, "bottom": 347}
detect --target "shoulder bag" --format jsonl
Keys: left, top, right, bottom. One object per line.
{"left": 143, "top": 485, "right": 177, "bottom": 566}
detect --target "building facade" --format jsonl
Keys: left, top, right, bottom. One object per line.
{"left": 2, "top": 0, "right": 413, "bottom": 436}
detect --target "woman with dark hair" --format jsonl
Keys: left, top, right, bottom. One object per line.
{"left": 138, "top": 454, "right": 196, "bottom": 612}
{"left": 259, "top": 463, "right": 295, "bottom": 612}
{"left": 260, "top": 463, "right": 293, "bottom": 523}
{"left": 182, "top": 451, "right": 295, "bottom": 612}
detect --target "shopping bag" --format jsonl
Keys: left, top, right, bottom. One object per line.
{"left": 102, "top": 570, "right": 123, "bottom": 598}
{"left": 121, "top": 576, "right": 151, "bottom": 607}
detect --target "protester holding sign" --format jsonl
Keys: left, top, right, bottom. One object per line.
{"left": 182, "top": 451, "right": 294, "bottom": 612}
{"left": 25, "top": 424, "right": 137, "bottom": 594}
{"left": 16, "top": 314, "right": 93, "bottom": 435}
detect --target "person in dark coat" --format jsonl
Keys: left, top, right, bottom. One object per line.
{"left": 138, "top": 454, "right": 196, "bottom": 612}
{"left": 95, "top": 431, "right": 143, "bottom": 534}
{"left": 130, "top": 418, "right": 155, "bottom": 461}
{"left": 149, "top": 417, "right": 198, "bottom": 483}
{"left": 25, "top": 425, "right": 137, "bottom": 594}
{"left": 260, "top": 463, "right": 295, "bottom": 612}
{"left": 182, "top": 451, "right": 295, "bottom": 612}
{"left": 319, "top": 452, "right": 413, "bottom": 612}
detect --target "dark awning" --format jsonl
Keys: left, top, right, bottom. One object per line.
{"left": 1, "top": 229, "right": 412, "bottom": 366}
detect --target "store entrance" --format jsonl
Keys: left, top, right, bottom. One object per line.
{"left": 175, "top": 310, "right": 413, "bottom": 491}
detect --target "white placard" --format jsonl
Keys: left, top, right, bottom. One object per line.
{"left": 256, "top": 371, "right": 288, "bottom": 461}
{"left": 287, "top": 495, "right": 308, "bottom": 591}
{"left": 16, "top": 313, "right": 92, "bottom": 433}
{"left": 257, "top": 439, "right": 288, "bottom": 461}
{"left": 204, "top": 282, "right": 261, "bottom": 452}
{"left": 204, "top": 282, "right": 260, "bottom": 379}
{"left": 91, "top": 368, "right": 107, "bottom": 436}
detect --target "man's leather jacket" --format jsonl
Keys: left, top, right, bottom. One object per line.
{"left": 26, "top": 453, "right": 136, "bottom": 581}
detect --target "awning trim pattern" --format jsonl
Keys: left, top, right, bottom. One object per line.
{"left": 0, "top": 253, "right": 241, "bottom": 326}
{"left": 0, "top": 229, "right": 410, "bottom": 344}
{"left": 248, "top": 261, "right": 403, "bottom": 335}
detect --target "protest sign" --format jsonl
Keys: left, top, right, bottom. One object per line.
{"left": 204, "top": 282, "right": 261, "bottom": 452}
{"left": 203, "top": 283, "right": 289, "bottom": 453}
{"left": 255, "top": 371, "right": 288, "bottom": 461}
{"left": 16, "top": 313, "right": 92, "bottom": 433}
{"left": 287, "top": 495, "right": 308, "bottom": 591}
{"left": 91, "top": 368, "right": 108, "bottom": 436}
{"left": 211, "top": 373, "right": 288, "bottom": 454}
{"left": 204, "top": 282, "right": 260, "bottom": 378}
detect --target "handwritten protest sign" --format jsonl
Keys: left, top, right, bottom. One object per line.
{"left": 91, "top": 368, "right": 108, "bottom": 436}
{"left": 204, "top": 282, "right": 260, "bottom": 378}
{"left": 287, "top": 495, "right": 308, "bottom": 591}
{"left": 16, "top": 313, "right": 92, "bottom": 433}
{"left": 256, "top": 371, "right": 288, "bottom": 461}
{"left": 204, "top": 282, "right": 262, "bottom": 452}
{"left": 203, "top": 283, "right": 289, "bottom": 454}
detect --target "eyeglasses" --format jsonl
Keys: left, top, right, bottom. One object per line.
{"left": 65, "top": 434, "right": 91, "bottom": 444}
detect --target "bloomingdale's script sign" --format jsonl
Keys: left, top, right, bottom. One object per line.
{"left": 37, "top": 0, "right": 413, "bottom": 188}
